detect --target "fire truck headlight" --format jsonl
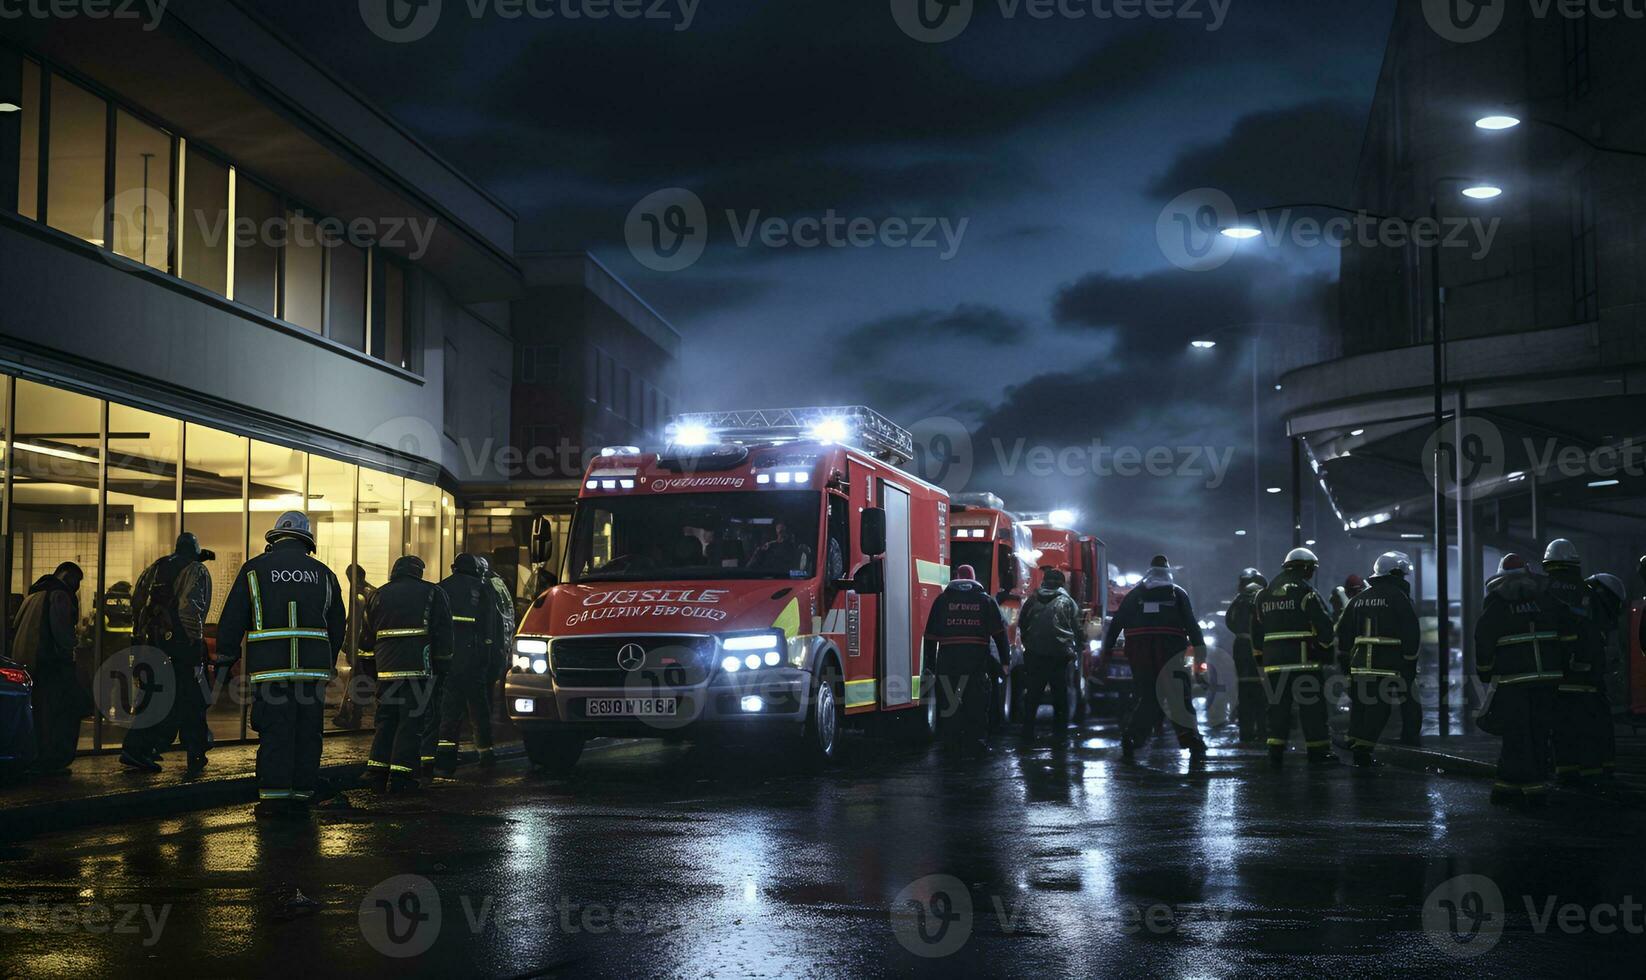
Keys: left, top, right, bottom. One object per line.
{"left": 674, "top": 424, "right": 714, "bottom": 448}
{"left": 809, "top": 418, "right": 851, "bottom": 444}
{"left": 763, "top": 651, "right": 781, "bottom": 667}
{"left": 531, "top": 658, "right": 548, "bottom": 674}
{"left": 740, "top": 696, "right": 765, "bottom": 713}
{"left": 723, "top": 633, "right": 779, "bottom": 652}
{"left": 743, "top": 654, "right": 762, "bottom": 670}
{"left": 721, "top": 655, "right": 742, "bottom": 673}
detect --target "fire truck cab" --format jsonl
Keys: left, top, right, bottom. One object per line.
{"left": 504, "top": 407, "right": 951, "bottom": 774}
{"left": 948, "top": 493, "right": 1035, "bottom": 725}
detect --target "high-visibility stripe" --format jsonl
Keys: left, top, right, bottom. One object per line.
{"left": 249, "top": 571, "right": 264, "bottom": 629}
{"left": 1266, "top": 738, "right": 1286, "bottom": 747}
{"left": 377, "top": 670, "right": 431, "bottom": 679}
{"left": 452, "top": 616, "right": 478, "bottom": 623}
{"left": 378, "top": 627, "right": 429, "bottom": 638}
{"left": 1499, "top": 632, "right": 1560, "bottom": 645}
{"left": 249, "top": 669, "right": 332, "bottom": 682}
{"left": 357, "top": 651, "right": 375, "bottom": 659}
{"left": 910, "top": 675, "right": 922, "bottom": 701}
{"left": 389, "top": 764, "right": 414, "bottom": 774}
{"left": 1263, "top": 663, "right": 1321, "bottom": 673}
{"left": 916, "top": 559, "right": 952, "bottom": 587}
{"left": 259, "top": 789, "right": 293, "bottom": 800}
{"left": 1265, "top": 631, "right": 1316, "bottom": 641}
{"left": 437, "top": 740, "right": 458, "bottom": 748}
{"left": 845, "top": 678, "right": 877, "bottom": 708}
{"left": 366, "top": 760, "right": 389, "bottom": 769}
{"left": 248, "top": 628, "right": 329, "bottom": 641}
{"left": 1353, "top": 637, "right": 1402, "bottom": 647}
{"left": 1351, "top": 668, "right": 1401, "bottom": 677}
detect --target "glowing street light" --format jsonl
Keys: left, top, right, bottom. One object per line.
{"left": 1219, "top": 225, "right": 1263, "bottom": 240}
{"left": 1474, "top": 114, "right": 1521, "bottom": 131}
{"left": 1189, "top": 340, "right": 1218, "bottom": 350}
{"left": 0, "top": 103, "right": 21, "bottom": 113}
{"left": 1461, "top": 184, "right": 1504, "bottom": 200}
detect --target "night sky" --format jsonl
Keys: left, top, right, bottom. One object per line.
{"left": 255, "top": 0, "right": 1399, "bottom": 596}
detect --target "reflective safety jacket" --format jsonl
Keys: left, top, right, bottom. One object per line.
{"left": 360, "top": 558, "right": 455, "bottom": 680}
{"left": 485, "top": 570, "right": 516, "bottom": 640}
{"left": 216, "top": 539, "right": 347, "bottom": 684}
{"left": 1475, "top": 572, "right": 1571, "bottom": 687}
{"left": 1544, "top": 568, "right": 1606, "bottom": 693}
{"left": 1252, "top": 569, "right": 1334, "bottom": 673}
{"left": 1334, "top": 574, "right": 1421, "bottom": 678}
{"left": 438, "top": 561, "right": 504, "bottom": 679}
{"left": 1225, "top": 584, "right": 1261, "bottom": 676}
{"left": 923, "top": 579, "right": 1009, "bottom": 668}
{"left": 1100, "top": 568, "right": 1204, "bottom": 664}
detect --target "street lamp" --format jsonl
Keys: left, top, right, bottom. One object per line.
{"left": 0, "top": 103, "right": 21, "bottom": 113}
{"left": 1472, "top": 111, "right": 1646, "bottom": 161}
{"left": 1474, "top": 114, "right": 1520, "bottom": 131}
{"left": 1189, "top": 325, "right": 1288, "bottom": 563}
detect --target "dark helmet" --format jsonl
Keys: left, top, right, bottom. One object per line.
{"left": 1238, "top": 567, "right": 1262, "bottom": 589}
{"left": 1587, "top": 574, "right": 1626, "bottom": 621}
{"left": 391, "top": 555, "right": 427, "bottom": 581}
{"left": 452, "top": 553, "right": 484, "bottom": 577}
{"left": 175, "top": 532, "right": 202, "bottom": 561}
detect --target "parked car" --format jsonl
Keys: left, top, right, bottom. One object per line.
{"left": 0, "top": 656, "right": 36, "bottom": 783}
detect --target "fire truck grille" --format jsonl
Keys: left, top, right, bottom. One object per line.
{"left": 550, "top": 636, "right": 716, "bottom": 688}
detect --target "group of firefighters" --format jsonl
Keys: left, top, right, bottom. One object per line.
{"left": 87, "top": 512, "right": 516, "bottom": 817}
{"left": 922, "top": 539, "right": 1639, "bottom": 805}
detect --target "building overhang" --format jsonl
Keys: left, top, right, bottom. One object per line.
{"left": 0, "top": 0, "right": 521, "bottom": 302}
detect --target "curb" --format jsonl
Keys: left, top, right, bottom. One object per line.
{"left": 0, "top": 742, "right": 527, "bottom": 840}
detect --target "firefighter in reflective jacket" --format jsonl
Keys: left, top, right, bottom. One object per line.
{"left": 1335, "top": 552, "right": 1421, "bottom": 768}
{"left": 1226, "top": 569, "right": 1266, "bottom": 744}
{"left": 1542, "top": 540, "right": 1621, "bottom": 785}
{"left": 1253, "top": 548, "right": 1336, "bottom": 767}
{"left": 360, "top": 555, "right": 454, "bottom": 792}
{"left": 1103, "top": 556, "right": 1208, "bottom": 761}
{"left": 922, "top": 565, "right": 1009, "bottom": 755}
{"left": 215, "top": 512, "right": 347, "bottom": 818}
{"left": 1476, "top": 553, "right": 1574, "bottom": 805}
{"left": 433, "top": 554, "right": 504, "bottom": 777}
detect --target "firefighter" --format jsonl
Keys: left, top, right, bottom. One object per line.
{"left": 1476, "top": 553, "right": 1573, "bottom": 806}
{"left": 1103, "top": 556, "right": 1208, "bottom": 761}
{"left": 215, "top": 513, "right": 347, "bottom": 818}
{"left": 12, "top": 562, "right": 87, "bottom": 774}
{"left": 1253, "top": 548, "right": 1336, "bottom": 767}
{"left": 433, "top": 554, "right": 504, "bottom": 777}
{"left": 1019, "top": 567, "right": 1082, "bottom": 743}
{"left": 922, "top": 564, "right": 1009, "bottom": 755}
{"left": 1542, "top": 539, "right": 1624, "bottom": 786}
{"left": 331, "top": 564, "right": 377, "bottom": 730}
{"left": 1336, "top": 552, "right": 1421, "bottom": 768}
{"left": 119, "top": 534, "right": 215, "bottom": 777}
{"left": 1330, "top": 574, "right": 1367, "bottom": 623}
{"left": 1226, "top": 568, "right": 1267, "bottom": 744}
{"left": 360, "top": 555, "right": 454, "bottom": 793}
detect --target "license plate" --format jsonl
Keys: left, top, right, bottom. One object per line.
{"left": 585, "top": 697, "right": 678, "bottom": 718}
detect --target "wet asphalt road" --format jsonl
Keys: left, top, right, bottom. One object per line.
{"left": 1, "top": 718, "right": 1642, "bottom": 979}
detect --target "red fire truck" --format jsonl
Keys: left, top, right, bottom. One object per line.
{"left": 504, "top": 407, "right": 952, "bottom": 774}
{"left": 948, "top": 493, "right": 1035, "bottom": 726}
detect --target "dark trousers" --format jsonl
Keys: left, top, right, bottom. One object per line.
{"left": 1125, "top": 648, "right": 1204, "bottom": 749}
{"left": 419, "top": 676, "right": 445, "bottom": 767}
{"left": 1554, "top": 688, "right": 1613, "bottom": 778}
{"left": 437, "top": 669, "right": 495, "bottom": 765}
{"left": 1397, "top": 667, "right": 1422, "bottom": 742}
{"left": 1493, "top": 684, "right": 1557, "bottom": 793}
{"left": 251, "top": 680, "right": 325, "bottom": 800}
{"left": 1265, "top": 668, "right": 1330, "bottom": 756}
{"left": 1236, "top": 676, "right": 1265, "bottom": 742}
{"left": 30, "top": 660, "right": 85, "bottom": 772}
{"left": 371, "top": 678, "right": 433, "bottom": 776}
{"left": 935, "top": 648, "right": 990, "bottom": 747}
{"left": 1347, "top": 671, "right": 1409, "bottom": 754}
{"left": 123, "top": 656, "right": 209, "bottom": 760}
{"left": 1020, "top": 654, "right": 1069, "bottom": 738}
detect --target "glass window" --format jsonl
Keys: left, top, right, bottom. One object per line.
{"left": 15, "top": 57, "right": 40, "bottom": 220}
{"left": 9, "top": 381, "right": 102, "bottom": 748}
{"left": 327, "top": 240, "right": 367, "bottom": 351}
{"left": 442, "top": 492, "right": 456, "bottom": 573}
{"left": 247, "top": 440, "right": 306, "bottom": 549}
{"left": 405, "top": 479, "right": 441, "bottom": 575}
{"left": 443, "top": 341, "right": 459, "bottom": 437}
{"left": 233, "top": 175, "right": 279, "bottom": 315}
{"left": 180, "top": 145, "right": 229, "bottom": 295}
{"left": 282, "top": 210, "right": 324, "bottom": 332}
{"left": 383, "top": 259, "right": 408, "bottom": 369}
{"left": 111, "top": 109, "right": 172, "bottom": 271}
{"left": 308, "top": 455, "right": 356, "bottom": 723}
{"left": 104, "top": 403, "right": 180, "bottom": 645}
{"left": 357, "top": 471, "right": 404, "bottom": 587}
{"left": 45, "top": 75, "right": 107, "bottom": 246}
{"left": 181, "top": 423, "right": 246, "bottom": 746}
{"left": 567, "top": 492, "right": 820, "bottom": 583}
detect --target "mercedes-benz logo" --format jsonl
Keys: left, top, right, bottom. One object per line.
{"left": 616, "top": 643, "right": 646, "bottom": 672}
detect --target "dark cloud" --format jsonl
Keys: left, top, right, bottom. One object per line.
{"left": 1147, "top": 99, "right": 1368, "bottom": 208}
{"left": 841, "top": 304, "right": 1028, "bottom": 350}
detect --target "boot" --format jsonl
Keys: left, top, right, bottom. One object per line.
{"left": 184, "top": 754, "right": 208, "bottom": 779}
{"left": 363, "top": 766, "right": 389, "bottom": 794}
{"left": 388, "top": 774, "right": 422, "bottom": 794}
{"left": 1308, "top": 751, "right": 1339, "bottom": 768}
{"left": 477, "top": 747, "right": 497, "bottom": 769}
{"left": 1268, "top": 745, "right": 1285, "bottom": 768}
{"left": 1352, "top": 750, "right": 1380, "bottom": 769}
{"left": 1187, "top": 741, "right": 1207, "bottom": 761}
{"left": 253, "top": 800, "right": 288, "bottom": 820}
{"left": 1120, "top": 737, "right": 1136, "bottom": 761}
{"left": 119, "top": 750, "right": 161, "bottom": 774}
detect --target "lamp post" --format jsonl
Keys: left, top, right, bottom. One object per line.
{"left": 1222, "top": 185, "right": 1504, "bottom": 737}
{"left": 1473, "top": 113, "right": 1646, "bottom": 161}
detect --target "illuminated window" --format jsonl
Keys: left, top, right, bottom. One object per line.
{"left": 233, "top": 175, "right": 280, "bottom": 315}
{"left": 111, "top": 109, "right": 173, "bottom": 271}
{"left": 282, "top": 210, "right": 324, "bottom": 333}
{"left": 179, "top": 145, "right": 229, "bottom": 295}
{"left": 45, "top": 75, "right": 107, "bottom": 246}
{"left": 327, "top": 240, "right": 367, "bottom": 351}
{"left": 13, "top": 57, "right": 41, "bottom": 219}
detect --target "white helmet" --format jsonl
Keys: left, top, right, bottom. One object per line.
{"left": 1543, "top": 539, "right": 1581, "bottom": 566}
{"left": 266, "top": 510, "right": 316, "bottom": 549}
{"left": 1284, "top": 547, "right": 1320, "bottom": 567}
{"left": 1373, "top": 552, "right": 1412, "bottom": 578}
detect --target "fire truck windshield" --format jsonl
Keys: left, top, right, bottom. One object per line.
{"left": 951, "top": 541, "right": 996, "bottom": 591}
{"left": 568, "top": 491, "right": 822, "bottom": 583}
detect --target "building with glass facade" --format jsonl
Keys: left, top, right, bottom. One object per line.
{"left": 0, "top": 3, "right": 683, "bottom": 753}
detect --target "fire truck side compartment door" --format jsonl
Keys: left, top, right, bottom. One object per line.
{"left": 880, "top": 482, "right": 913, "bottom": 708}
